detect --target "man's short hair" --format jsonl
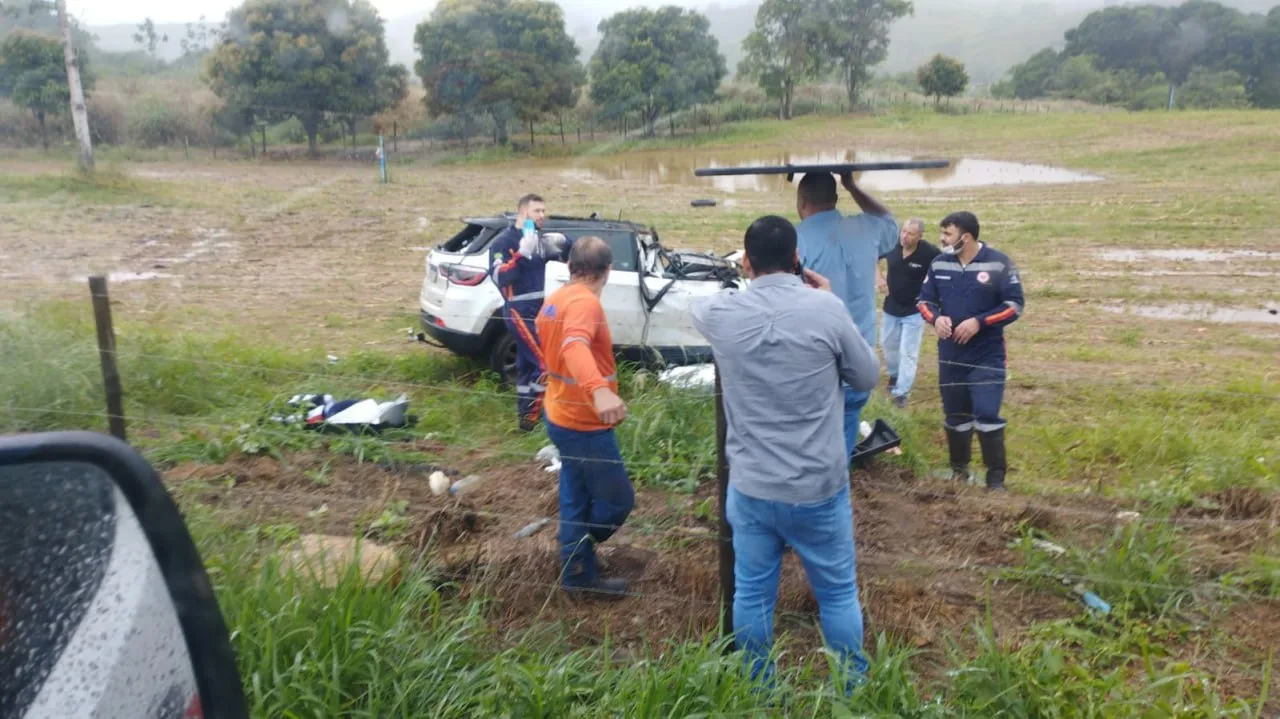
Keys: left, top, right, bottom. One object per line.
{"left": 906, "top": 218, "right": 926, "bottom": 235}
{"left": 940, "top": 211, "right": 980, "bottom": 241}
{"left": 797, "top": 173, "right": 837, "bottom": 207}
{"left": 744, "top": 215, "right": 798, "bottom": 275}
{"left": 568, "top": 235, "right": 612, "bottom": 279}
{"left": 517, "top": 193, "right": 544, "bottom": 210}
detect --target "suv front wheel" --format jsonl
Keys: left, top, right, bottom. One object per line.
{"left": 488, "top": 329, "right": 519, "bottom": 387}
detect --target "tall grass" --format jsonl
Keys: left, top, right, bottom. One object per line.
{"left": 192, "top": 512, "right": 1263, "bottom": 718}
{"left": 194, "top": 514, "right": 942, "bottom": 717}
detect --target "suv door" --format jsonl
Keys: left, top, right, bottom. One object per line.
{"left": 543, "top": 229, "right": 646, "bottom": 346}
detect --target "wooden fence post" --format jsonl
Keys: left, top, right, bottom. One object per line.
{"left": 89, "top": 275, "right": 126, "bottom": 441}
{"left": 715, "top": 360, "right": 735, "bottom": 650}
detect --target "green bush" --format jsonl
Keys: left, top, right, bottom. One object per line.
{"left": 0, "top": 98, "right": 40, "bottom": 145}
{"left": 1177, "top": 68, "right": 1251, "bottom": 109}
{"left": 87, "top": 95, "right": 125, "bottom": 145}
{"left": 127, "top": 98, "right": 198, "bottom": 147}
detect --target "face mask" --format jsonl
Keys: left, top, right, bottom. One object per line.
{"left": 941, "top": 235, "right": 966, "bottom": 255}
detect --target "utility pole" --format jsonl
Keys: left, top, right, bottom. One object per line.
{"left": 56, "top": 0, "right": 93, "bottom": 174}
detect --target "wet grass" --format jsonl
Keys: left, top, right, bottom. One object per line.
{"left": 0, "top": 303, "right": 715, "bottom": 491}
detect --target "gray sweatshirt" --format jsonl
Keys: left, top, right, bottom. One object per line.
{"left": 691, "top": 273, "right": 880, "bottom": 504}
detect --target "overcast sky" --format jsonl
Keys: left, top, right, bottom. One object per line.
{"left": 72, "top": 0, "right": 693, "bottom": 25}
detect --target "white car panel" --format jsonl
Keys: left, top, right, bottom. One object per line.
{"left": 641, "top": 276, "right": 724, "bottom": 350}
{"left": 544, "top": 261, "right": 647, "bottom": 345}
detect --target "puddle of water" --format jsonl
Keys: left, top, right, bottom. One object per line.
{"left": 72, "top": 272, "right": 177, "bottom": 284}
{"left": 1098, "top": 249, "right": 1280, "bottom": 263}
{"left": 557, "top": 149, "right": 1101, "bottom": 193}
{"left": 1102, "top": 303, "right": 1280, "bottom": 325}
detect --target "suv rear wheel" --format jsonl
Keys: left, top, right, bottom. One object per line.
{"left": 489, "top": 330, "right": 518, "bottom": 387}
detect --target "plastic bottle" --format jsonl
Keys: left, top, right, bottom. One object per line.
{"left": 449, "top": 475, "right": 484, "bottom": 495}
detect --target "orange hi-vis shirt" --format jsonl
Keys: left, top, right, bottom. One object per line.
{"left": 536, "top": 282, "right": 618, "bottom": 432}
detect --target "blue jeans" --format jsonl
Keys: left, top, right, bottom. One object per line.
{"left": 880, "top": 312, "right": 926, "bottom": 399}
{"left": 726, "top": 484, "right": 869, "bottom": 690}
{"left": 544, "top": 418, "right": 636, "bottom": 587}
{"left": 843, "top": 387, "right": 870, "bottom": 461}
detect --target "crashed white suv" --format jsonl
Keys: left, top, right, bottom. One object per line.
{"left": 419, "top": 213, "right": 745, "bottom": 384}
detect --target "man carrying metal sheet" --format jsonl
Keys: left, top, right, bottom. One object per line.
{"left": 795, "top": 171, "right": 899, "bottom": 461}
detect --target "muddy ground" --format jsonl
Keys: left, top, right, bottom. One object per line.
{"left": 166, "top": 449, "right": 1279, "bottom": 701}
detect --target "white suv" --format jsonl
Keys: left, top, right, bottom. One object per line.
{"left": 419, "top": 212, "right": 746, "bottom": 384}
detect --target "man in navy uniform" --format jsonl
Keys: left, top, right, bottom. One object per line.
{"left": 488, "top": 193, "right": 572, "bottom": 432}
{"left": 916, "top": 211, "right": 1024, "bottom": 491}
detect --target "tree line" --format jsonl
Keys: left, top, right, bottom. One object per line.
{"left": 2, "top": 0, "right": 924, "bottom": 153}
{"left": 2, "top": 0, "right": 1274, "bottom": 157}
{"left": 994, "top": 0, "right": 1280, "bottom": 110}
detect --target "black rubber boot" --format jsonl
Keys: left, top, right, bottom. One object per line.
{"left": 945, "top": 428, "right": 973, "bottom": 483}
{"left": 978, "top": 428, "right": 1007, "bottom": 492}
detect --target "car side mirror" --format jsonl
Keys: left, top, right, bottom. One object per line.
{"left": 0, "top": 431, "right": 247, "bottom": 719}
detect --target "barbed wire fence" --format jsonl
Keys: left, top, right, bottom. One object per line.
{"left": 0, "top": 269, "right": 1275, "bottom": 695}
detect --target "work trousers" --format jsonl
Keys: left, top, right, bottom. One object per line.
{"left": 938, "top": 350, "right": 1007, "bottom": 433}
{"left": 505, "top": 305, "right": 544, "bottom": 425}
{"left": 544, "top": 418, "right": 636, "bottom": 588}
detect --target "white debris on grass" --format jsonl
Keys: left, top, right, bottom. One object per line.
{"left": 325, "top": 394, "right": 409, "bottom": 427}
{"left": 428, "top": 471, "right": 450, "bottom": 496}
{"left": 536, "top": 444, "right": 562, "bottom": 473}
{"left": 1032, "top": 539, "right": 1068, "bottom": 556}
{"left": 658, "top": 363, "right": 716, "bottom": 390}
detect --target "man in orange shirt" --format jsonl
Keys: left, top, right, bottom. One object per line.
{"left": 536, "top": 235, "right": 635, "bottom": 599}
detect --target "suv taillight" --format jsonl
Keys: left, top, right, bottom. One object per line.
{"left": 443, "top": 264, "right": 487, "bottom": 286}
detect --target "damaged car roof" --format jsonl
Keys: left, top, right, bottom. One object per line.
{"left": 460, "top": 213, "right": 651, "bottom": 233}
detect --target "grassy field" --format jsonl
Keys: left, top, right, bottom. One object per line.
{"left": 2, "top": 108, "right": 1278, "bottom": 715}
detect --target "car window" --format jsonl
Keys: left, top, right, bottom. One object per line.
{"left": 559, "top": 229, "right": 637, "bottom": 272}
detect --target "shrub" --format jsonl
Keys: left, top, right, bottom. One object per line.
{"left": 127, "top": 98, "right": 197, "bottom": 148}
{"left": 87, "top": 95, "right": 126, "bottom": 145}
{"left": 0, "top": 98, "right": 42, "bottom": 145}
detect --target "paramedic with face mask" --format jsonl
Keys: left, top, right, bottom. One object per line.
{"left": 488, "top": 193, "right": 573, "bottom": 432}
{"left": 916, "top": 211, "right": 1025, "bottom": 491}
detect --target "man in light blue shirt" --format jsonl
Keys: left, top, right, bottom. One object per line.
{"left": 796, "top": 172, "right": 899, "bottom": 461}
